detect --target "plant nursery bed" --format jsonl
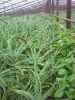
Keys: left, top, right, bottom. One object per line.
{"left": 0, "top": 14, "right": 75, "bottom": 100}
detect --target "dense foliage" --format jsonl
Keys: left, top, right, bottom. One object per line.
{"left": 0, "top": 14, "right": 75, "bottom": 100}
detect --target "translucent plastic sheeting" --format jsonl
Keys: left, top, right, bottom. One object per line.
{"left": 0, "top": 0, "right": 75, "bottom": 15}
{"left": 0, "top": 0, "right": 47, "bottom": 15}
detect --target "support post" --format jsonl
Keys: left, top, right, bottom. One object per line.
{"left": 56, "top": 0, "right": 59, "bottom": 21}
{"left": 52, "top": 0, "right": 54, "bottom": 14}
{"left": 45, "top": 0, "right": 51, "bottom": 13}
{"left": 66, "top": 0, "right": 72, "bottom": 29}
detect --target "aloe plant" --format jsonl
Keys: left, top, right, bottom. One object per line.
{"left": 0, "top": 14, "right": 75, "bottom": 100}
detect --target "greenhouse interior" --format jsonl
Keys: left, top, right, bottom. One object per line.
{"left": 0, "top": 0, "right": 75, "bottom": 100}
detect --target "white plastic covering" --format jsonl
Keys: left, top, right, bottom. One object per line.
{"left": 0, "top": 0, "right": 48, "bottom": 15}
{"left": 0, "top": 0, "right": 75, "bottom": 15}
